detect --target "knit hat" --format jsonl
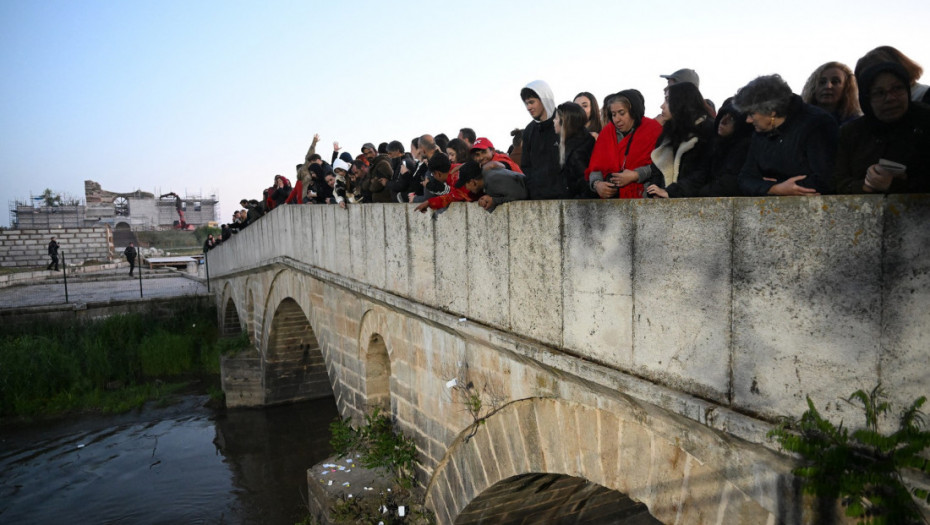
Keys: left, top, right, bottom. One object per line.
{"left": 333, "top": 159, "right": 351, "bottom": 173}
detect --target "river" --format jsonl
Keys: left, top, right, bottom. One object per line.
{"left": 0, "top": 395, "right": 339, "bottom": 524}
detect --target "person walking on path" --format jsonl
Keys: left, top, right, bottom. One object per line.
{"left": 124, "top": 242, "right": 137, "bottom": 277}
{"left": 46, "top": 237, "right": 60, "bottom": 271}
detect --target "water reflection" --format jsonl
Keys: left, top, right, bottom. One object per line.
{"left": 0, "top": 395, "right": 338, "bottom": 524}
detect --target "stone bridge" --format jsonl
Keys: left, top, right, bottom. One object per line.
{"left": 207, "top": 195, "right": 929, "bottom": 524}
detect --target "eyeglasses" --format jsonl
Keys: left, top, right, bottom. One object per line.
{"left": 870, "top": 85, "right": 907, "bottom": 101}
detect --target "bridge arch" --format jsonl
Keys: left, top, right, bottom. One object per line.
{"left": 425, "top": 397, "right": 776, "bottom": 525}
{"left": 220, "top": 283, "right": 243, "bottom": 336}
{"left": 261, "top": 269, "right": 331, "bottom": 405}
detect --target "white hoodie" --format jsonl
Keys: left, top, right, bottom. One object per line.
{"left": 523, "top": 80, "right": 556, "bottom": 122}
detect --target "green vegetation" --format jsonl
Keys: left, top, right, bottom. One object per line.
{"left": 0, "top": 303, "right": 249, "bottom": 424}
{"left": 134, "top": 230, "right": 200, "bottom": 251}
{"left": 330, "top": 408, "right": 419, "bottom": 489}
{"left": 769, "top": 385, "right": 930, "bottom": 524}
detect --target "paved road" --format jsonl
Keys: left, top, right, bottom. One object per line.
{"left": 0, "top": 272, "right": 208, "bottom": 309}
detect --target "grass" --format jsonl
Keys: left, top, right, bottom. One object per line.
{"left": 0, "top": 303, "right": 249, "bottom": 424}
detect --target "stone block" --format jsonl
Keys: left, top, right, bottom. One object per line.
{"left": 407, "top": 204, "right": 437, "bottom": 306}
{"left": 561, "top": 200, "right": 635, "bottom": 369}
{"left": 383, "top": 205, "right": 409, "bottom": 298}
{"left": 632, "top": 198, "right": 732, "bottom": 403}
{"left": 534, "top": 399, "right": 566, "bottom": 474}
{"left": 348, "top": 204, "right": 366, "bottom": 283}
{"left": 506, "top": 200, "right": 563, "bottom": 347}
{"left": 465, "top": 203, "right": 510, "bottom": 330}
{"left": 556, "top": 400, "right": 582, "bottom": 477}
{"left": 363, "top": 205, "right": 386, "bottom": 290}
{"left": 320, "top": 204, "right": 337, "bottom": 272}
{"left": 732, "top": 196, "right": 883, "bottom": 420}
{"left": 574, "top": 404, "right": 604, "bottom": 484}
{"left": 597, "top": 410, "right": 621, "bottom": 490}
{"left": 514, "top": 401, "right": 544, "bottom": 473}
{"left": 618, "top": 420, "right": 654, "bottom": 508}
{"left": 308, "top": 204, "right": 324, "bottom": 268}
{"left": 648, "top": 436, "right": 687, "bottom": 523}
{"left": 471, "top": 423, "right": 502, "bottom": 485}
{"left": 880, "top": 195, "right": 930, "bottom": 411}
{"left": 677, "top": 456, "right": 726, "bottom": 525}
{"left": 486, "top": 410, "right": 516, "bottom": 477}
{"left": 331, "top": 205, "right": 351, "bottom": 273}
{"left": 434, "top": 203, "right": 468, "bottom": 315}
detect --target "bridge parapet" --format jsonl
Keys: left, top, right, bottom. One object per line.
{"left": 209, "top": 195, "right": 929, "bottom": 424}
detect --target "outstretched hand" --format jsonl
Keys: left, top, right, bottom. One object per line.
{"left": 767, "top": 175, "right": 819, "bottom": 196}
{"left": 414, "top": 201, "right": 430, "bottom": 213}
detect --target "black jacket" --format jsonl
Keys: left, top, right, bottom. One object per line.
{"left": 738, "top": 95, "right": 838, "bottom": 196}
{"left": 561, "top": 132, "right": 596, "bottom": 198}
{"left": 521, "top": 118, "right": 564, "bottom": 199}
{"left": 648, "top": 118, "right": 716, "bottom": 198}
{"left": 835, "top": 62, "right": 930, "bottom": 194}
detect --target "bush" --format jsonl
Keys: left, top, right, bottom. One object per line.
{"left": 0, "top": 304, "right": 224, "bottom": 421}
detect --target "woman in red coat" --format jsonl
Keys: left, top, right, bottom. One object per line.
{"left": 586, "top": 89, "right": 662, "bottom": 199}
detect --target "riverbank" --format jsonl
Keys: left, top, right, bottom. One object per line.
{"left": 0, "top": 300, "right": 243, "bottom": 425}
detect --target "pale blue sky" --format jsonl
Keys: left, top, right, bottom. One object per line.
{"left": 1, "top": 0, "right": 927, "bottom": 226}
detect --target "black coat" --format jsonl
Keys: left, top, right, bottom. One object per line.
{"left": 648, "top": 119, "right": 716, "bottom": 198}
{"left": 521, "top": 118, "right": 564, "bottom": 199}
{"left": 560, "top": 132, "right": 596, "bottom": 198}
{"left": 738, "top": 95, "right": 838, "bottom": 196}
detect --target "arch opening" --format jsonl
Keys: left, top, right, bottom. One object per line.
{"left": 223, "top": 298, "right": 243, "bottom": 336}
{"left": 365, "top": 333, "right": 391, "bottom": 412}
{"left": 265, "top": 297, "right": 331, "bottom": 405}
{"left": 246, "top": 289, "right": 256, "bottom": 344}
{"left": 455, "top": 473, "right": 661, "bottom": 524}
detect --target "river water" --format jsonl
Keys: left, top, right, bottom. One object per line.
{"left": 0, "top": 395, "right": 339, "bottom": 524}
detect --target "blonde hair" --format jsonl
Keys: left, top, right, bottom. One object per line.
{"left": 801, "top": 61, "right": 862, "bottom": 121}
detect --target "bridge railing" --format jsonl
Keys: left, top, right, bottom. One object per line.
{"left": 208, "top": 195, "right": 929, "bottom": 422}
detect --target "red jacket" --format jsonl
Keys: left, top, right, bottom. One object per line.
{"left": 492, "top": 152, "right": 523, "bottom": 174}
{"left": 586, "top": 118, "right": 661, "bottom": 198}
{"left": 425, "top": 169, "right": 476, "bottom": 209}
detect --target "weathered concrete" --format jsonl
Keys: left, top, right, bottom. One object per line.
{"left": 209, "top": 195, "right": 930, "bottom": 524}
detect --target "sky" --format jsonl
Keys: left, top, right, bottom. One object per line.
{"left": 1, "top": 0, "right": 927, "bottom": 227}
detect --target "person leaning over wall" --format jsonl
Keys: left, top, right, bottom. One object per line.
{"left": 834, "top": 62, "right": 930, "bottom": 194}
{"left": 735, "top": 74, "right": 838, "bottom": 196}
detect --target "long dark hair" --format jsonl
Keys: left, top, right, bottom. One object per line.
{"left": 659, "top": 82, "right": 712, "bottom": 149}
{"left": 556, "top": 102, "right": 587, "bottom": 165}
{"left": 574, "top": 91, "right": 603, "bottom": 133}
{"left": 445, "top": 138, "right": 469, "bottom": 163}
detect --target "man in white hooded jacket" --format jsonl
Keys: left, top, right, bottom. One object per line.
{"left": 520, "top": 80, "right": 564, "bottom": 199}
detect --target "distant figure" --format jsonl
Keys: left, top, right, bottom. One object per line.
{"left": 124, "top": 242, "right": 137, "bottom": 276}
{"left": 203, "top": 234, "right": 216, "bottom": 252}
{"left": 47, "top": 237, "right": 60, "bottom": 271}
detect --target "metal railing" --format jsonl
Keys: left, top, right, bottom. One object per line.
{"left": 0, "top": 251, "right": 209, "bottom": 310}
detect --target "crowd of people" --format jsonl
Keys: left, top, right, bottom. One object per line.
{"left": 215, "top": 44, "right": 928, "bottom": 242}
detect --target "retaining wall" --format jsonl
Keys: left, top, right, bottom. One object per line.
{"left": 0, "top": 227, "right": 113, "bottom": 268}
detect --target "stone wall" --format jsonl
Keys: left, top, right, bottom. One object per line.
{"left": 208, "top": 195, "right": 930, "bottom": 425}
{"left": 0, "top": 226, "right": 113, "bottom": 268}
